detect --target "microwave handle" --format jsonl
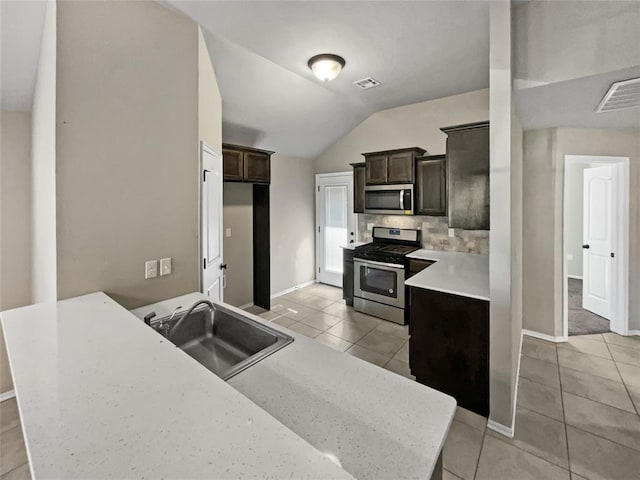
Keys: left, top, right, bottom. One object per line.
{"left": 399, "top": 190, "right": 404, "bottom": 210}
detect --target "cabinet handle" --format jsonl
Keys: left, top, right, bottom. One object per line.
{"left": 582, "top": 244, "right": 590, "bottom": 249}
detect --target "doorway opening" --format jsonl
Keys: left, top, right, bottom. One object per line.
{"left": 563, "top": 155, "right": 630, "bottom": 337}
{"left": 315, "top": 172, "right": 356, "bottom": 287}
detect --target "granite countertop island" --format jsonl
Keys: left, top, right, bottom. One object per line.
{"left": 2, "top": 291, "right": 456, "bottom": 479}
{"left": 405, "top": 249, "right": 489, "bottom": 301}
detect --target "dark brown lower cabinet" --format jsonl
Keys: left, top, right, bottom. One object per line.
{"left": 409, "top": 286, "right": 489, "bottom": 417}
{"left": 343, "top": 249, "right": 354, "bottom": 306}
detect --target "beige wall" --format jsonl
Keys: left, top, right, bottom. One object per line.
{"left": 1, "top": 111, "right": 32, "bottom": 310}
{"left": 31, "top": 0, "right": 57, "bottom": 304}
{"left": 55, "top": 1, "right": 201, "bottom": 309}
{"left": 1, "top": 110, "right": 32, "bottom": 394}
{"left": 198, "top": 27, "right": 222, "bottom": 152}
{"left": 523, "top": 127, "right": 640, "bottom": 335}
{"left": 222, "top": 183, "right": 253, "bottom": 307}
{"left": 314, "top": 89, "right": 489, "bottom": 174}
{"left": 271, "top": 154, "right": 316, "bottom": 295}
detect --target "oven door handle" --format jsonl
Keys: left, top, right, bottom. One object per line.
{"left": 354, "top": 259, "right": 405, "bottom": 270}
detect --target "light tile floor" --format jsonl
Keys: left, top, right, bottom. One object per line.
{"left": 248, "top": 284, "right": 640, "bottom": 480}
{"left": 2, "top": 284, "right": 638, "bottom": 480}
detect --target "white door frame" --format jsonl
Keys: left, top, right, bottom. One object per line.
{"left": 315, "top": 172, "right": 357, "bottom": 286}
{"left": 562, "top": 155, "right": 630, "bottom": 337}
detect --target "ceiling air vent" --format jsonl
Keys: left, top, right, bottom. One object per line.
{"left": 353, "top": 77, "right": 381, "bottom": 90}
{"left": 596, "top": 77, "right": 640, "bottom": 113}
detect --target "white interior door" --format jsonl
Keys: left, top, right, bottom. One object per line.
{"left": 316, "top": 173, "right": 355, "bottom": 287}
{"left": 582, "top": 165, "right": 613, "bottom": 319}
{"left": 201, "top": 142, "right": 225, "bottom": 301}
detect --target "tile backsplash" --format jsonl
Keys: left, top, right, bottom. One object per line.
{"left": 357, "top": 214, "right": 489, "bottom": 255}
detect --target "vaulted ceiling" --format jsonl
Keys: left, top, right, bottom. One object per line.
{"left": 166, "top": 1, "right": 490, "bottom": 158}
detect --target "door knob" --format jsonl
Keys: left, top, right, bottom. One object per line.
{"left": 220, "top": 263, "right": 228, "bottom": 270}
{"left": 582, "top": 244, "right": 590, "bottom": 249}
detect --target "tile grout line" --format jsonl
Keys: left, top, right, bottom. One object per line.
{"left": 0, "top": 462, "right": 29, "bottom": 479}
{"left": 486, "top": 428, "right": 573, "bottom": 475}
{"left": 555, "top": 342, "right": 573, "bottom": 476}
{"left": 601, "top": 339, "right": 639, "bottom": 417}
{"left": 471, "top": 422, "right": 487, "bottom": 480}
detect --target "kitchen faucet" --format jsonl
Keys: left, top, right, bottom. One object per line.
{"left": 156, "top": 306, "right": 182, "bottom": 338}
{"left": 169, "top": 299, "right": 215, "bottom": 339}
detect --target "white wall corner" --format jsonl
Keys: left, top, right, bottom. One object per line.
{"left": 522, "top": 329, "right": 568, "bottom": 343}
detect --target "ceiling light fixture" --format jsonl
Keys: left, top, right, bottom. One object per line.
{"left": 308, "top": 54, "right": 345, "bottom": 82}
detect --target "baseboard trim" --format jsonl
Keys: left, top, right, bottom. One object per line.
{"left": 271, "top": 280, "right": 316, "bottom": 299}
{"left": 522, "top": 329, "right": 568, "bottom": 343}
{"left": 487, "top": 419, "right": 514, "bottom": 438}
{"left": 567, "top": 275, "right": 583, "bottom": 280}
{"left": 626, "top": 330, "right": 640, "bottom": 336}
{"left": 0, "top": 390, "right": 16, "bottom": 402}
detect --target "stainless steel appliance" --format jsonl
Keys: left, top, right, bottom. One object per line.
{"left": 353, "top": 227, "right": 421, "bottom": 324}
{"left": 364, "top": 184, "right": 414, "bottom": 215}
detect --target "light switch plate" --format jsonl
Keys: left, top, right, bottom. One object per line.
{"left": 448, "top": 228, "right": 455, "bottom": 238}
{"left": 367, "top": 223, "right": 374, "bottom": 231}
{"left": 160, "top": 257, "right": 172, "bottom": 276}
{"left": 567, "top": 254, "right": 573, "bottom": 261}
{"left": 145, "top": 260, "right": 158, "bottom": 279}
{"left": 225, "top": 228, "right": 231, "bottom": 237}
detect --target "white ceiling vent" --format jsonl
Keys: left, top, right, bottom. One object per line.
{"left": 596, "top": 77, "right": 640, "bottom": 113}
{"left": 353, "top": 77, "right": 382, "bottom": 90}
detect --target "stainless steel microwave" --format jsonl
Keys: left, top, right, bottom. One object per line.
{"left": 364, "top": 184, "right": 414, "bottom": 215}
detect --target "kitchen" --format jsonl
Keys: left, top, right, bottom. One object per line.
{"left": 2, "top": 1, "right": 640, "bottom": 480}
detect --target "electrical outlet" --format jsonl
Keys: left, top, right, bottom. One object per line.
{"left": 160, "top": 257, "right": 172, "bottom": 276}
{"left": 145, "top": 260, "right": 158, "bottom": 279}
{"left": 448, "top": 228, "right": 455, "bottom": 238}
{"left": 225, "top": 228, "right": 231, "bottom": 237}
{"left": 367, "top": 223, "right": 374, "bottom": 231}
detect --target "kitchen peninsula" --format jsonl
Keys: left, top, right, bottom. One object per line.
{"left": 405, "top": 250, "right": 490, "bottom": 417}
{"left": 1, "top": 292, "right": 456, "bottom": 479}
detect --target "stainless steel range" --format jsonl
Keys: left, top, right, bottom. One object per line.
{"left": 353, "top": 227, "right": 421, "bottom": 324}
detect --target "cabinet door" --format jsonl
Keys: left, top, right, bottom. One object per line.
{"left": 409, "top": 287, "right": 490, "bottom": 416}
{"left": 365, "top": 154, "right": 388, "bottom": 185}
{"left": 243, "top": 151, "right": 270, "bottom": 183}
{"left": 222, "top": 148, "right": 244, "bottom": 181}
{"left": 353, "top": 164, "right": 365, "bottom": 213}
{"left": 416, "top": 156, "right": 447, "bottom": 216}
{"left": 387, "top": 151, "right": 415, "bottom": 184}
{"left": 343, "top": 250, "right": 354, "bottom": 305}
{"left": 446, "top": 126, "right": 489, "bottom": 229}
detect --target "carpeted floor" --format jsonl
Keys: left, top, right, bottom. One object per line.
{"left": 568, "top": 278, "right": 610, "bottom": 336}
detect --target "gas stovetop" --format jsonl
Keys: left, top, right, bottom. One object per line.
{"left": 354, "top": 227, "right": 421, "bottom": 265}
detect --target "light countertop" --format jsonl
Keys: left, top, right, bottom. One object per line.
{"left": 134, "top": 293, "right": 457, "bottom": 480}
{"left": 405, "top": 249, "right": 490, "bottom": 301}
{"left": 1, "top": 293, "right": 353, "bottom": 480}
{"left": 2, "top": 291, "right": 456, "bottom": 480}
{"left": 340, "top": 242, "right": 369, "bottom": 250}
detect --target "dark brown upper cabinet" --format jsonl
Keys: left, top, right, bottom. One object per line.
{"left": 415, "top": 155, "right": 447, "bottom": 216}
{"left": 362, "top": 147, "right": 426, "bottom": 185}
{"left": 441, "top": 122, "right": 489, "bottom": 230}
{"left": 222, "top": 143, "right": 274, "bottom": 184}
{"left": 351, "top": 162, "right": 366, "bottom": 213}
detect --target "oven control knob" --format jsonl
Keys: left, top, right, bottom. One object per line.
{"left": 389, "top": 289, "right": 394, "bottom": 294}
